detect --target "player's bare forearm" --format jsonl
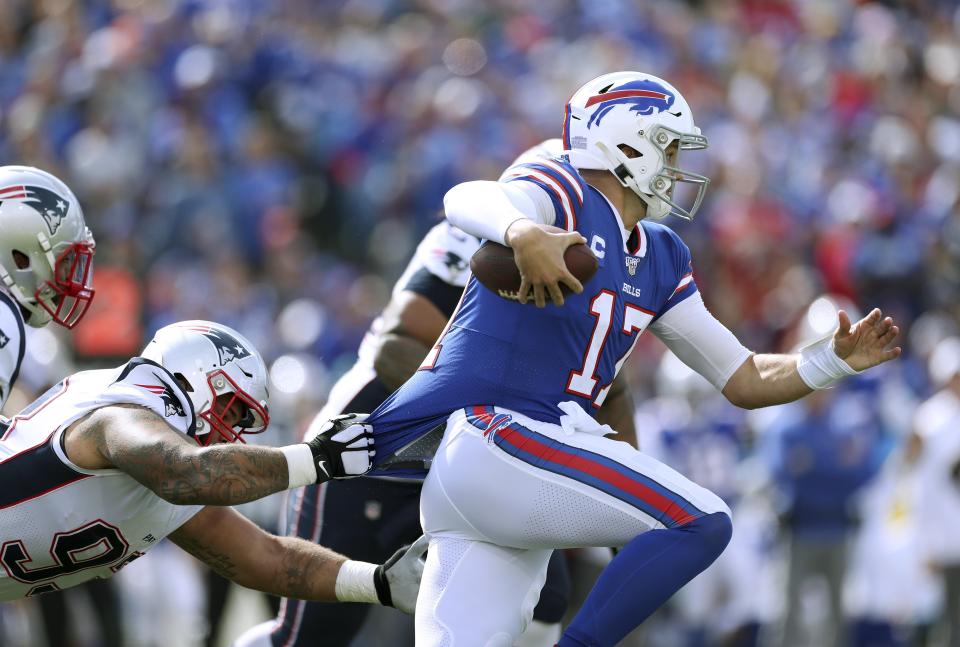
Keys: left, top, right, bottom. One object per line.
{"left": 382, "top": 291, "right": 449, "bottom": 347}
{"left": 170, "top": 506, "right": 344, "bottom": 601}
{"left": 374, "top": 291, "right": 448, "bottom": 389}
{"left": 91, "top": 406, "right": 289, "bottom": 505}
{"left": 373, "top": 333, "right": 431, "bottom": 391}
{"left": 723, "top": 308, "right": 900, "bottom": 410}
{"left": 722, "top": 354, "right": 812, "bottom": 409}
{"left": 150, "top": 442, "right": 288, "bottom": 505}
{"left": 596, "top": 373, "right": 638, "bottom": 448}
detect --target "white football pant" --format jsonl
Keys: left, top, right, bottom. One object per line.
{"left": 415, "top": 407, "right": 730, "bottom": 647}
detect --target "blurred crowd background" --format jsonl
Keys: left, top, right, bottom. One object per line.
{"left": 1, "top": 0, "right": 959, "bottom": 645}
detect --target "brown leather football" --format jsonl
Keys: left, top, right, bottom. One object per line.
{"left": 470, "top": 225, "right": 598, "bottom": 302}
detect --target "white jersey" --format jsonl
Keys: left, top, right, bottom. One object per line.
{"left": 0, "top": 358, "right": 199, "bottom": 600}
{"left": 399, "top": 220, "right": 478, "bottom": 292}
{"left": 0, "top": 291, "right": 26, "bottom": 410}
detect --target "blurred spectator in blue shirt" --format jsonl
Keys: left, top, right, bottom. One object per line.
{"left": 766, "top": 378, "right": 887, "bottom": 647}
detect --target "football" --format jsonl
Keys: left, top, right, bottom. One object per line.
{"left": 470, "top": 225, "right": 599, "bottom": 302}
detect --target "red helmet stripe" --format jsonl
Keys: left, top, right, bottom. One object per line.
{"left": 585, "top": 89, "right": 669, "bottom": 108}
{"left": 0, "top": 185, "right": 27, "bottom": 199}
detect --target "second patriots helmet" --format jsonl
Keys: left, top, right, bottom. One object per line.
{"left": 141, "top": 321, "right": 270, "bottom": 446}
{"left": 562, "top": 71, "right": 710, "bottom": 220}
{"left": 0, "top": 166, "right": 95, "bottom": 328}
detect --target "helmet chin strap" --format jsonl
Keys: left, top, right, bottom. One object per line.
{"left": 0, "top": 266, "right": 19, "bottom": 297}
{"left": 0, "top": 265, "right": 48, "bottom": 326}
{"left": 596, "top": 142, "right": 673, "bottom": 221}
{"left": 638, "top": 192, "right": 671, "bottom": 220}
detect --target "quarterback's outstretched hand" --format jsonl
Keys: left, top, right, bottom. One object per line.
{"left": 506, "top": 220, "right": 585, "bottom": 307}
{"left": 832, "top": 308, "right": 901, "bottom": 371}
{"left": 374, "top": 535, "right": 429, "bottom": 614}
{"left": 305, "top": 414, "right": 374, "bottom": 482}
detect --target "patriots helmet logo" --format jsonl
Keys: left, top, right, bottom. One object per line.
{"left": 440, "top": 251, "right": 466, "bottom": 272}
{"left": 0, "top": 185, "right": 70, "bottom": 235}
{"left": 189, "top": 326, "right": 252, "bottom": 365}
{"left": 136, "top": 374, "right": 186, "bottom": 418}
{"left": 586, "top": 79, "right": 676, "bottom": 129}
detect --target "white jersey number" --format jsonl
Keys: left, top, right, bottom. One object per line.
{"left": 566, "top": 291, "right": 653, "bottom": 407}
{"left": 1, "top": 520, "right": 129, "bottom": 595}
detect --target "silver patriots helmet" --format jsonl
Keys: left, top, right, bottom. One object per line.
{"left": 140, "top": 321, "right": 270, "bottom": 446}
{"left": 0, "top": 166, "right": 95, "bottom": 328}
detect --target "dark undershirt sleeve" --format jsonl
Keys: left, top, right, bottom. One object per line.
{"left": 400, "top": 268, "right": 465, "bottom": 318}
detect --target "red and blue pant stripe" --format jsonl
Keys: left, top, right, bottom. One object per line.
{"left": 464, "top": 406, "right": 704, "bottom": 528}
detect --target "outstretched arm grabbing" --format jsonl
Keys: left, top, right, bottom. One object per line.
{"left": 170, "top": 506, "right": 427, "bottom": 613}
{"left": 63, "top": 406, "right": 375, "bottom": 505}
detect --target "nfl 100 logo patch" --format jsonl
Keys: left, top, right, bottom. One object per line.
{"left": 625, "top": 256, "right": 640, "bottom": 276}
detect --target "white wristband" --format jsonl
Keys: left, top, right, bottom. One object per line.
{"left": 280, "top": 444, "right": 317, "bottom": 489}
{"left": 334, "top": 560, "right": 379, "bottom": 604}
{"left": 796, "top": 336, "right": 860, "bottom": 390}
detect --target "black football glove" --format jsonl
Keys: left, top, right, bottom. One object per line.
{"left": 374, "top": 535, "right": 429, "bottom": 614}
{"left": 305, "top": 413, "right": 374, "bottom": 483}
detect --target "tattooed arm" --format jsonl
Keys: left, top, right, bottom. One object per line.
{"left": 63, "top": 405, "right": 289, "bottom": 505}
{"left": 170, "top": 505, "right": 429, "bottom": 611}
{"left": 169, "top": 506, "right": 345, "bottom": 600}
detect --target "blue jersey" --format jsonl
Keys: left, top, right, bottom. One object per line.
{"left": 369, "top": 158, "right": 698, "bottom": 476}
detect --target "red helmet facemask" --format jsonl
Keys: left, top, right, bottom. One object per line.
{"left": 195, "top": 369, "right": 270, "bottom": 446}
{"left": 37, "top": 241, "right": 95, "bottom": 329}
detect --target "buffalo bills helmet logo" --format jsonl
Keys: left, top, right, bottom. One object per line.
{"left": 0, "top": 185, "right": 70, "bottom": 235}
{"left": 586, "top": 80, "right": 676, "bottom": 129}
{"left": 196, "top": 327, "right": 252, "bottom": 365}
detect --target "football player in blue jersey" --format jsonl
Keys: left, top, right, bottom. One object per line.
{"left": 234, "top": 140, "right": 637, "bottom": 647}
{"left": 360, "top": 71, "right": 902, "bottom": 647}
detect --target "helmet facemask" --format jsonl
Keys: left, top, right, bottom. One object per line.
{"left": 141, "top": 320, "right": 271, "bottom": 447}
{"left": 195, "top": 369, "right": 270, "bottom": 446}
{"left": 34, "top": 234, "right": 96, "bottom": 329}
{"left": 596, "top": 124, "right": 709, "bottom": 221}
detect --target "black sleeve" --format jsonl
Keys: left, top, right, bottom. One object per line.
{"left": 400, "top": 267, "right": 465, "bottom": 318}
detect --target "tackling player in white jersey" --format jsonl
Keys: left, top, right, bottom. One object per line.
{"left": 0, "top": 166, "right": 96, "bottom": 409}
{"left": 0, "top": 320, "right": 425, "bottom": 612}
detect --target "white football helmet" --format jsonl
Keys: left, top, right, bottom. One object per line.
{"left": 562, "top": 71, "right": 709, "bottom": 220}
{"left": 140, "top": 321, "right": 270, "bottom": 446}
{"left": 0, "top": 166, "right": 96, "bottom": 328}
